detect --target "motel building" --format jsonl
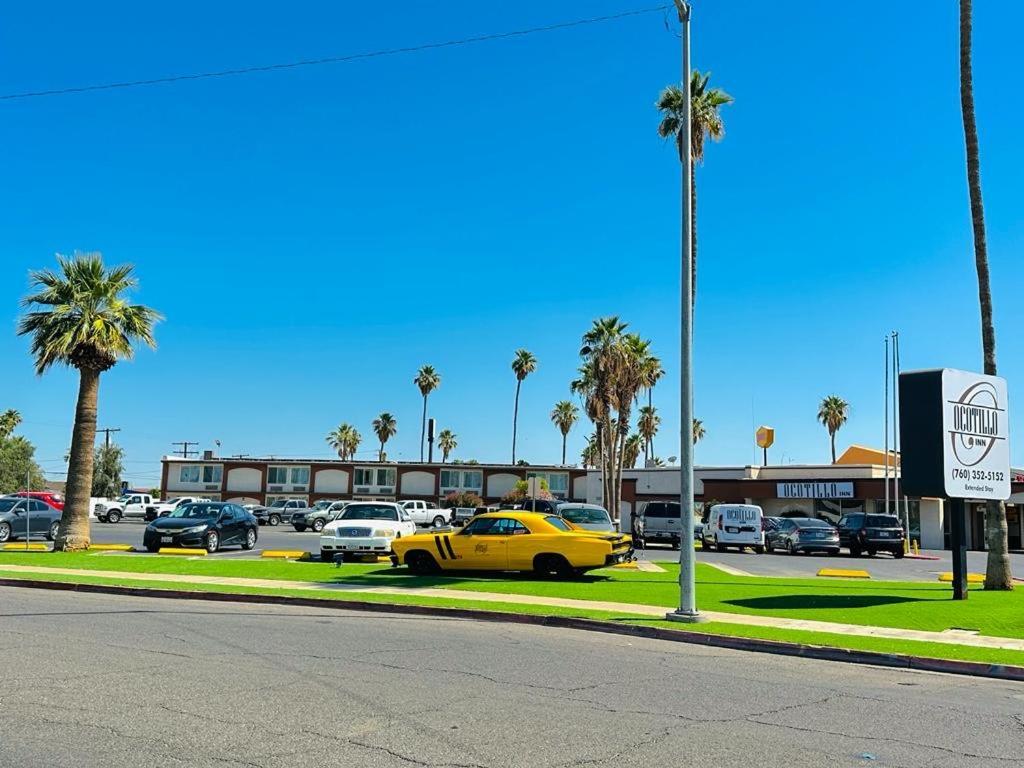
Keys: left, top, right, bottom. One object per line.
{"left": 161, "top": 445, "right": 1024, "bottom": 552}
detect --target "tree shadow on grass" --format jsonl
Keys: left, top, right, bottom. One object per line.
{"left": 724, "top": 594, "right": 927, "bottom": 611}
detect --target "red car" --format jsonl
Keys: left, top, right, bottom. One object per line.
{"left": 10, "top": 491, "right": 64, "bottom": 511}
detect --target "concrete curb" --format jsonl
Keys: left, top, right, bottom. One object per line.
{"left": 1, "top": 576, "right": 1022, "bottom": 683}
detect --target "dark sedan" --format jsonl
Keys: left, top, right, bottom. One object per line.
{"left": 765, "top": 517, "right": 840, "bottom": 555}
{"left": 0, "top": 496, "right": 62, "bottom": 543}
{"left": 143, "top": 502, "right": 258, "bottom": 553}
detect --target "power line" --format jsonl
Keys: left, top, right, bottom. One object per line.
{"left": 171, "top": 441, "right": 199, "bottom": 459}
{"left": 0, "top": 5, "right": 668, "bottom": 102}
{"left": 97, "top": 427, "right": 121, "bottom": 449}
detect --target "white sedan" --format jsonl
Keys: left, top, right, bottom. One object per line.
{"left": 320, "top": 502, "right": 417, "bottom": 562}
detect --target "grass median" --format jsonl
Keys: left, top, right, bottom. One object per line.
{"left": 0, "top": 551, "right": 1021, "bottom": 667}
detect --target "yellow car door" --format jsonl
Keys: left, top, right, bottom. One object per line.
{"left": 447, "top": 517, "right": 511, "bottom": 570}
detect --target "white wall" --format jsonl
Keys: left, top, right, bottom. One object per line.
{"left": 226, "top": 468, "right": 261, "bottom": 493}
{"left": 226, "top": 496, "right": 260, "bottom": 505}
{"left": 487, "top": 473, "right": 519, "bottom": 498}
{"left": 401, "top": 471, "right": 435, "bottom": 497}
{"left": 314, "top": 469, "right": 349, "bottom": 494}
{"left": 572, "top": 476, "right": 588, "bottom": 501}
{"left": 919, "top": 499, "right": 944, "bottom": 550}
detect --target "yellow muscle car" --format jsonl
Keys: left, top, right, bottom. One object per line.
{"left": 390, "top": 511, "right": 633, "bottom": 577}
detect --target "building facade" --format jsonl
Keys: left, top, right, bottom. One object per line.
{"left": 160, "top": 455, "right": 588, "bottom": 507}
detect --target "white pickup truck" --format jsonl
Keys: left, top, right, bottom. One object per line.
{"left": 400, "top": 500, "right": 449, "bottom": 528}
{"left": 95, "top": 493, "right": 154, "bottom": 523}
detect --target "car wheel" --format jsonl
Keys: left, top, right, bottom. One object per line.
{"left": 534, "top": 554, "right": 573, "bottom": 579}
{"left": 765, "top": 539, "right": 774, "bottom": 554}
{"left": 47, "top": 521, "right": 60, "bottom": 541}
{"left": 786, "top": 540, "right": 796, "bottom": 556}
{"left": 850, "top": 546, "right": 862, "bottom": 557}
{"left": 893, "top": 548, "right": 905, "bottom": 559}
{"left": 0, "top": 522, "right": 10, "bottom": 543}
{"left": 204, "top": 531, "right": 220, "bottom": 553}
{"left": 754, "top": 545, "right": 764, "bottom": 554}
{"left": 242, "top": 529, "right": 257, "bottom": 550}
{"left": 715, "top": 539, "right": 725, "bottom": 553}
{"left": 146, "top": 545, "right": 160, "bottom": 553}
{"left": 407, "top": 550, "right": 440, "bottom": 575}
{"left": 107, "top": 510, "right": 121, "bottom": 524}
{"left": 670, "top": 540, "right": 680, "bottom": 551}
{"left": 312, "top": 519, "right": 325, "bottom": 532}
{"left": 293, "top": 525, "right": 307, "bottom": 532}
{"left": 321, "top": 550, "right": 335, "bottom": 563}
{"left": 268, "top": 514, "right": 280, "bottom": 526}
{"left": 867, "top": 549, "right": 877, "bottom": 557}
{"left": 432, "top": 515, "right": 447, "bottom": 529}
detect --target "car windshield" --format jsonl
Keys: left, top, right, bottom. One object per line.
{"left": 796, "top": 518, "right": 831, "bottom": 528}
{"left": 312, "top": 501, "right": 333, "bottom": 510}
{"left": 341, "top": 505, "right": 399, "bottom": 521}
{"left": 560, "top": 508, "right": 609, "bottom": 524}
{"left": 866, "top": 515, "right": 901, "bottom": 527}
{"left": 168, "top": 503, "right": 221, "bottom": 519}
{"left": 166, "top": 497, "right": 182, "bottom": 504}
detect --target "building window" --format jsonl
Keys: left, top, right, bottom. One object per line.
{"left": 267, "top": 466, "right": 289, "bottom": 485}
{"left": 441, "top": 470, "right": 483, "bottom": 491}
{"left": 202, "top": 466, "right": 222, "bottom": 484}
{"left": 179, "top": 466, "right": 200, "bottom": 483}
{"left": 290, "top": 467, "right": 310, "bottom": 485}
{"left": 527, "top": 471, "right": 569, "bottom": 497}
{"left": 354, "top": 467, "right": 396, "bottom": 487}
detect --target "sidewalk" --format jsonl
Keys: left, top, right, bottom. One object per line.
{"left": 2, "top": 563, "right": 1022, "bottom": 653}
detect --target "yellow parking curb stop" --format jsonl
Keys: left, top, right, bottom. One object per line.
{"left": 817, "top": 568, "right": 871, "bottom": 579}
{"left": 90, "top": 544, "right": 134, "bottom": 552}
{"left": 261, "top": 550, "right": 311, "bottom": 560}
{"left": 611, "top": 561, "right": 639, "bottom": 569}
{"left": 938, "top": 572, "right": 985, "bottom": 584}
{"left": 2, "top": 542, "right": 49, "bottom": 551}
{"left": 158, "top": 548, "right": 207, "bottom": 556}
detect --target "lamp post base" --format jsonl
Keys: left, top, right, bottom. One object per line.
{"left": 665, "top": 610, "right": 707, "bottom": 624}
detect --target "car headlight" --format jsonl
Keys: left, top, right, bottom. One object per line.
{"left": 179, "top": 525, "right": 208, "bottom": 535}
{"left": 372, "top": 529, "right": 394, "bottom": 538}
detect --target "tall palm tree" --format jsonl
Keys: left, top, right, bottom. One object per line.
{"left": 623, "top": 434, "right": 644, "bottom": 469}
{"left": 581, "top": 432, "right": 599, "bottom": 468}
{"left": 692, "top": 418, "right": 706, "bottom": 445}
{"left": 344, "top": 427, "right": 362, "bottom": 462}
{"left": 0, "top": 409, "right": 21, "bottom": 439}
{"left": 17, "top": 253, "right": 160, "bottom": 551}
{"left": 438, "top": 429, "right": 457, "bottom": 463}
{"left": 958, "top": 0, "right": 1011, "bottom": 590}
{"left": 657, "top": 71, "right": 733, "bottom": 308}
{"left": 326, "top": 423, "right": 355, "bottom": 460}
{"left": 414, "top": 365, "right": 441, "bottom": 461}
{"left": 637, "top": 405, "right": 660, "bottom": 463}
{"left": 550, "top": 400, "right": 579, "bottom": 465}
{"left": 816, "top": 396, "right": 849, "bottom": 464}
{"left": 371, "top": 412, "right": 397, "bottom": 462}
{"left": 510, "top": 349, "right": 537, "bottom": 464}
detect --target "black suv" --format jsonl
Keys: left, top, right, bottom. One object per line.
{"left": 837, "top": 513, "right": 905, "bottom": 558}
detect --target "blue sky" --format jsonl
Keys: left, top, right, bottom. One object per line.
{"left": 2, "top": 1, "right": 1021, "bottom": 488}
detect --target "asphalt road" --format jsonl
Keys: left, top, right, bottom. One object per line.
{"left": 1, "top": 587, "right": 1022, "bottom": 768}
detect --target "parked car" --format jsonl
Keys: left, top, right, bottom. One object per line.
{"left": 401, "top": 499, "right": 449, "bottom": 528}
{"left": 0, "top": 497, "right": 63, "bottom": 542}
{"left": 556, "top": 503, "right": 614, "bottom": 533}
{"left": 292, "top": 500, "right": 348, "bottom": 532}
{"left": 448, "top": 507, "right": 482, "bottom": 526}
{"left": 765, "top": 517, "right": 840, "bottom": 555}
{"left": 319, "top": 502, "right": 417, "bottom": 562}
{"left": 700, "top": 504, "right": 765, "bottom": 553}
{"left": 838, "top": 513, "right": 905, "bottom": 558}
{"left": 143, "top": 502, "right": 258, "bottom": 553}
{"left": 514, "top": 499, "right": 560, "bottom": 514}
{"left": 632, "top": 501, "right": 684, "bottom": 549}
{"left": 253, "top": 498, "right": 308, "bottom": 526}
{"left": 144, "top": 496, "right": 211, "bottom": 521}
{"left": 391, "top": 511, "right": 633, "bottom": 577}
{"left": 7, "top": 490, "right": 65, "bottom": 511}
{"left": 95, "top": 493, "right": 154, "bottom": 523}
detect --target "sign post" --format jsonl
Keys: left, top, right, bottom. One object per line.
{"left": 900, "top": 368, "right": 1011, "bottom": 600}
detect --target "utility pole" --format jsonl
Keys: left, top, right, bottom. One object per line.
{"left": 171, "top": 441, "right": 199, "bottom": 459}
{"left": 98, "top": 427, "right": 121, "bottom": 449}
{"left": 884, "top": 336, "right": 890, "bottom": 515}
{"left": 667, "top": 0, "right": 702, "bottom": 624}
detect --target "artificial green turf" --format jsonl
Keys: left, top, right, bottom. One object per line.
{"left": 0, "top": 566, "right": 1021, "bottom": 668}
{"left": 1, "top": 551, "right": 1022, "bottom": 640}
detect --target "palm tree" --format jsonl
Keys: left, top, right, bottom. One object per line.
{"left": 623, "top": 434, "right": 643, "bottom": 469}
{"left": 372, "top": 412, "right": 397, "bottom": 462}
{"left": 414, "top": 365, "right": 441, "bottom": 461}
{"left": 17, "top": 253, "right": 160, "bottom": 551}
{"left": 344, "top": 427, "right": 362, "bottom": 462}
{"left": 581, "top": 432, "right": 599, "bottom": 468}
{"left": 817, "top": 396, "right": 849, "bottom": 464}
{"left": 438, "top": 429, "right": 457, "bottom": 463}
{"left": 0, "top": 409, "right": 21, "bottom": 439}
{"left": 511, "top": 349, "right": 537, "bottom": 464}
{"left": 637, "top": 405, "right": 660, "bottom": 463}
{"left": 326, "top": 424, "right": 354, "bottom": 460}
{"left": 693, "top": 418, "right": 706, "bottom": 445}
{"left": 657, "top": 71, "right": 733, "bottom": 308}
{"left": 550, "top": 400, "right": 579, "bottom": 465}
{"left": 958, "top": 0, "right": 1011, "bottom": 590}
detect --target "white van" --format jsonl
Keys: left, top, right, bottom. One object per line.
{"left": 700, "top": 504, "right": 764, "bottom": 553}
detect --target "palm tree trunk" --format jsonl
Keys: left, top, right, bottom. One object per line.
{"left": 379, "top": 440, "right": 385, "bottom": 462}
{"left": 561, "top": 432, "right": 567, "bottom": 466}
{"left": 512, "top": 380, "right": 521, "bottom": 464}
{"left": 830, "top": 431, "right": 836, "bottom": 464}
{"left": 420, "top": 396, "right": 427, "bottom": 462}
{"left": 959, "top": 0, "right": 1011, "bottom": 589}
{"left": 691, "top": 161, "right": 698, "bottom": 312}
{"left": 58, "top": 368, "right": 99, "bottom": 551}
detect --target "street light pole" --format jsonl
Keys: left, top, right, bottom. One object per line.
{"left": 668, "top": 0, "right": 702, "bottom": 623}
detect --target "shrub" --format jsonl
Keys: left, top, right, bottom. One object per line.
{"left": 442, "top": 491, "right": 483, "bottom": 509}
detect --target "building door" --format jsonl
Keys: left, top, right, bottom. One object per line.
{"left": 1008, "top": 508, "right": 1021, "bottom": 551}
{"left": 970, "top": 504, "right": 986, "bottom": 550}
